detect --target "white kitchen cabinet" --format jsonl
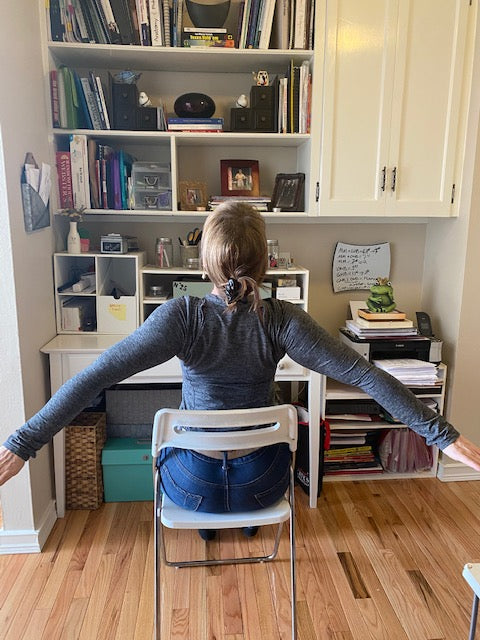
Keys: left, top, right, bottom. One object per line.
{"left": 318, "top": 0, "right": 471, "bottom": 217}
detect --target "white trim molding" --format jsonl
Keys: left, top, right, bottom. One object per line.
{"left": 0, "top": 499, "right": 57, "bottom": 554}
{"left": 437, "top": 461, "right": 480, "bottom": 482}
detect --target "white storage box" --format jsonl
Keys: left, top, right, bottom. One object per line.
{"left": 97, "top": 296, "right": 138, "bottom": 334}
{"left": 276, "top": 286, "right": 301, "bottom": 300}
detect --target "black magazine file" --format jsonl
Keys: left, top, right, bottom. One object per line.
{"left": 294, "top": 413, "right": 329, "bottom": 496}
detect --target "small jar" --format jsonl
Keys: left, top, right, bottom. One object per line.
{"left": 155, "top": 237, "right": 173, "bottom": 268}
{"left": 267, "top": 239, "right": 279, "bottom": 268}
{"left": 186, "top": 257, "right": 201, "bottom": 270}
{"left": 149, "top": 285, "right": 164, "bottom": 297}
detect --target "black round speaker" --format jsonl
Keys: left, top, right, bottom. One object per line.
{"left": 185, "top": 0, "right": 231, "bottom": 28}
{"left": 174, "top": 93, "right": 216, "bottom": 118}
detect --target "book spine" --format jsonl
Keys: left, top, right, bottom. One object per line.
{"left": 149, "top": 0, "right": 164, "bottom": 45}
{"left": 168, "top": 117, "right": 224, "bottom": 124}
{"left": 56, "top": 151, "right": 74, "bottom": 208}
{"left": 50, "top": 70, "right": 61, "bottom": 128}
{"left": 80, "top": 77, "right": 103, "bottom": 129}
{"left": 69, "top": 134, "right": 91, "bottom": 208}
{"left": 162, "top": 0, "right": 171, "bottom": 46}
{"left": 99, "top": 0, "right": 122, "bottom": 42}
{"left": 50, "top": 0, "right": 66, "bottom": 41}
{"left": 135, "top": 0, "right": 151, "bottom": 45}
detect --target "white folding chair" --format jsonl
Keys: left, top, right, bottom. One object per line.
{"left": 463, "top": 563, "right": 480, "bottom": 639}
{"left": 152, "top": 404, "right": 298, "bottom": 640}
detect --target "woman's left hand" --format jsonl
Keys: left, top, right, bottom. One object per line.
{"left": 443, "top": 435, "right": 480, "bottom": 472}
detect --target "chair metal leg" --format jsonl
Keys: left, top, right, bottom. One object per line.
{"left": 469, "top": 594, "right": 479, "bottom": 640}
{"left": 154, "top": 470, "right": 162, "bottom": 640}
{"left": 289, "top": 465, "right": 297, "bottom": 640}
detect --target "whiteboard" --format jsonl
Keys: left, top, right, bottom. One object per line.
{"left": 332, "top": 242, "right": 391, "bottom": 292}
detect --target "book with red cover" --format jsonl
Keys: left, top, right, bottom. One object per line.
{"left": 56, "top": 151, "right": 74, "bottom": 209}
{"left": 50, "top": 70, "right": 60, "bottom": 128}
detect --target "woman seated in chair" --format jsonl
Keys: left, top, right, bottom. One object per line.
{"left": 1, "top": 202, "right": 480, "bottom": 540}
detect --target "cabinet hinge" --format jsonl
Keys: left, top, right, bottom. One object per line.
{"left": 451, "top": 184, "right": 456, "bottom": 204}
{"left": 315, "top": 182, "right": 319, "bottom": 202}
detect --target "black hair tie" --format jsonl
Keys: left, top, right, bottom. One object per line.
{"left": 225, "top": 278, "right": 241, "bottom": 303}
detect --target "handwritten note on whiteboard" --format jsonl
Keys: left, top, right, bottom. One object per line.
{"left": 332, "top": 242, "right": 391, "bottom": 292}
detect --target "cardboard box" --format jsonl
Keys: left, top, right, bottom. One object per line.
{"left": 276, "top": 286, "right": 301, "bottom": 300}
{"left": 102, "top": 437, "right": 154, "bottom": 502}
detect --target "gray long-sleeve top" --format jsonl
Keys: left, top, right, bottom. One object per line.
{"left": 4, "top": 295, "right": 459, "bottom": 460}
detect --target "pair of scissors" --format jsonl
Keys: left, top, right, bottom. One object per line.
{"left": 187, "top": 228, "right": 201, "bottom": 245}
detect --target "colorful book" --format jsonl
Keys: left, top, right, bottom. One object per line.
{"left": 69, "top": 134, "right": 91, "bottom": 208}
{"left": 56, "top": 151, "right": 74, "bottom": 208}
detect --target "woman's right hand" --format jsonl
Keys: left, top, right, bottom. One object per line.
{"left": 0, "top": 446, "right": 25, "bottom": 486}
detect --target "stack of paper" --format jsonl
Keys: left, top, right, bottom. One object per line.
{"left": 373, "top": 359, "right": 439, "bottom": 385}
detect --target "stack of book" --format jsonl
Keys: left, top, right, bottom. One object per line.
{"left": 182, "top": 27, "right": 234, "bottom": 48}
{"left": 345, "top": 308, "right": 419, "bottom": 338}
{"left": 56, "top": 134, "right": 136, "bottom": 211}
{"left": 51, "top": 66, "right": 111, "bottom": 130}
{"left": 324, "top": 430, "right": 383, "bottom": 476}
{"left": 167, "top": 117, "right": 224, "bottom": 132}
{"left": 208, "top": 195, "right": 271, "bottom": 211}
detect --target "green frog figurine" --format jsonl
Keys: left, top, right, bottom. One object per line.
{"left": 366, "top": 277, "right": 396, "bottom": 313}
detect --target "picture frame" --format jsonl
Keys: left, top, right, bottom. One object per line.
{"left": 220, "top": 160, "right": 260, "bottom": 196}
{"left": 179, "top": 181, "right": 208, "bottom": 211}
{"left": 271, "top": 173, "right": 305, "bottom": 212}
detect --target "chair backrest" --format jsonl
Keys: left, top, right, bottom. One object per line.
{"left": 152, "top": 404, "right": 298, "bottom": 457}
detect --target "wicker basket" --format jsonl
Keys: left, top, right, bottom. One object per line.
{"left": 65, "top": 412, "right": 107, "bottom": 510}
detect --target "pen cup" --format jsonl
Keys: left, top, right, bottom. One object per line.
{"left": 181, "top": 244, "right": 200, "bottom": 268}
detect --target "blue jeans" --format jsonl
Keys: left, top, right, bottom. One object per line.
{"left": 157, "top": 443, "right": 290, "bottom": 513}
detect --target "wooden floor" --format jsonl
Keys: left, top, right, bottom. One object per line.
{"left": 1, "top": 478, "right": 480, "bottom": 639}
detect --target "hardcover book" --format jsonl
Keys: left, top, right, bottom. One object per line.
{"left": 357, "top": 308, "right": 407, "bottom": 321}
{"left": 56, "top": 151, "right": 74, "bottom": 209}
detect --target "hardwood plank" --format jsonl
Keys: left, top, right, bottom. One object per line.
{"left": 1, "top": 479, "right": 480, "bottom": 639}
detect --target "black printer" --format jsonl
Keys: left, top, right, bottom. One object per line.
{"left": 339, "top": 328, "right": 442, "bottom": 363}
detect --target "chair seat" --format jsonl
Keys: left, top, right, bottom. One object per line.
{"left": 464, "top": 563, "right": 480, "bottom": 598}
{"left": 161, "top": 493, "right": 291, "bottom": 530}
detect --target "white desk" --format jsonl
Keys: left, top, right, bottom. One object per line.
{"left": 41, "top": 335, "right": 322, "bottom": 515}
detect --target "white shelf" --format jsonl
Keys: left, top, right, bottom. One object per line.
{"left": 48, "top": 42, "right": 314, "bottom": 73}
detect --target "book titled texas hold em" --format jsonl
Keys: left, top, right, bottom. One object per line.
{"left": 182, "top": 26, "right": 234, "bottom": 47}
{"left": 357, "top": 308, "right": 407, "bottom": 321}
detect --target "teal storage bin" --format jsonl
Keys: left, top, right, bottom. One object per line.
{"left": 102, "top": 437, "right": 154, "bottom": 502}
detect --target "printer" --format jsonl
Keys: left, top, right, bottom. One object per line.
{"left": 339, "top": 328, "right": 442, "bottom": 364}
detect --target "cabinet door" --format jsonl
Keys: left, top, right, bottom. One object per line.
{"left": 318, "top": 0, "right": 397, "bottom": 216}
{"left": 386, "top": 0, "right": 469, "bottom": 216}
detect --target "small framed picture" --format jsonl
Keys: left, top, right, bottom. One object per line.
{"left": 220, "top": 160, "right": 260, "bottom": 196}
{"left": 271, "top": 173, "right": 305, "bottom": 212}
{"left": 179, "top": 181, "right": 208, "bottom": 211}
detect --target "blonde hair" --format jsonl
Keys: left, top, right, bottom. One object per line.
{"left": 201, "top": 202, "right": 268, "bottom": 313}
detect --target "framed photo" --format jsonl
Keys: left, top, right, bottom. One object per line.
{"left": 179, "top": 181, "right": 208, "bottom": 211}
{"left": 271, "top": 173, "right": 305, "bottom": 212}
{"left": 220, "top": 160, "right": 260, "bottom": 196}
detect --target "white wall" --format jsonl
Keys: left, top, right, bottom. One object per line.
{"left": 0, "top": 0, "right": 57, "bottom": 539}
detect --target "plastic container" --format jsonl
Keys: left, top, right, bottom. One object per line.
{"left": 155, "top": 237, "right": 173, "bottom": 267}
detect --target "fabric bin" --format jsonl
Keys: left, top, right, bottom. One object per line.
{"left": 102, "top": 437, "right": 154, "bottom": 501}
{"left": 65, "top": 412, "right": 106, "bottom": 509}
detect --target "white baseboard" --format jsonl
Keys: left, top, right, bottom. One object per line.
{"left": 437, "top": 460, "right": 480, "bottom": 482}
{"left": 0, "top": 499, "right": 57, "bottom": 554}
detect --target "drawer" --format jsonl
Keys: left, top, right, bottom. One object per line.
{"left": 275, "top": 356, "right": 307, "bottom": 379}
{"left": 125, "top": 357, "right": 183, "bottom": 383}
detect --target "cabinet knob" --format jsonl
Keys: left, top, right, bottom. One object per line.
{"left": 391, "top": 167, "right": 397, "bottom": 192}
{"left": 380, "top": 166, "right": 386, "bottom": 192}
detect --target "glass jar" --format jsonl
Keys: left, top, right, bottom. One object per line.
{"left": 267, "top": 239, "right": 279, "bottom": 268}
{"left": 155, "top": 237, "right": 173, "bottom": 268}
